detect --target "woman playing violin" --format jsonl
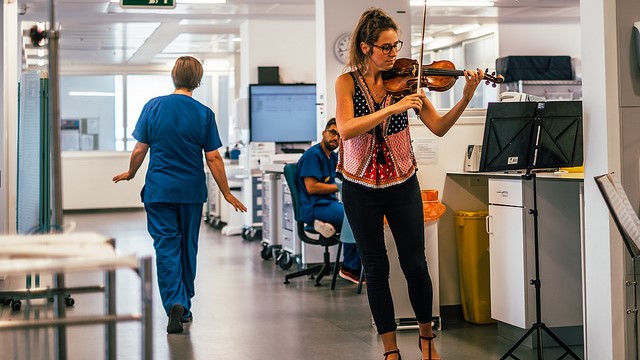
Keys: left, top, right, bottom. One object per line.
{"left": 335, "top": 7, "right": 484, "bottom": 360}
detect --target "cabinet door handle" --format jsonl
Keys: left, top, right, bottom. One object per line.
{"left": 486, "top": 215, "right": 492, "bottom": 235}
{"left": 496, "top": 190, "right": 509, "bottom": 196}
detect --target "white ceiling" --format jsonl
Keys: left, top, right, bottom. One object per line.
{"left": 18, "top": 0, "right": 579, "bottom": 72}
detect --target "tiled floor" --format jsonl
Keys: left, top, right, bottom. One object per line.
{"left": 0, "top": 209, "right": 584, "bottom": 359}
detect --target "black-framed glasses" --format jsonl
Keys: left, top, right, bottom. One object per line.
{"left": 325, "top": 129, "right": 340, "bottom": 138}
{"left": 371, "top": 41, "right": 403, "bottom": 55}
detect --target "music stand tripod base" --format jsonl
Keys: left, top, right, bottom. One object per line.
{"left": 500, "top": 172, "right": 581, "bottom": 360}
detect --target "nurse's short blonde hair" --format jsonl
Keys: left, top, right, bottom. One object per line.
{"left": 172, "top": 56, "right": 203, "bottom": 91}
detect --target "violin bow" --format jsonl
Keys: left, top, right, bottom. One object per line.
{"left": 416, "top": 0, "right": 428, "bottom": 93}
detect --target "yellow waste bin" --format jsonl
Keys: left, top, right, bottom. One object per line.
{"left": 454, "top": 211, "right": 494, "bottom": 324}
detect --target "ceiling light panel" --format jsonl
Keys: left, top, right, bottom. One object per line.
{"left": 410, "top": 0, "right": 494, "bottom": 7}
{"left": 163, "top": 33, "right": 233, "bottom": 54}
{"left": 179, "top": 19, "right": 232, "bottom": 25}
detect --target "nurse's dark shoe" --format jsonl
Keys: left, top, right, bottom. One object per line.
{"left": 181, "top": 312, "right": 193, "bottom": 323}
{"left": 167, "top": 304, "right": 184, "bottom": 334}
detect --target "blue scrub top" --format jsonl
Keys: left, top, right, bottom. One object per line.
{"left": 296, "top": 143, "right": 338, "bottom": 224}
{"left": 133, "top": 94, "right": 222, "bottom": 204}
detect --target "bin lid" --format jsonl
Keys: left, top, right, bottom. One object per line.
{"left": 455, "top": 210, "right": 489, "bottom": 218}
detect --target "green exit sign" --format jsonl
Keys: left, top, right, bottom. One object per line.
{"left": 120, "top": 0, "right": 176, "bottom": 9}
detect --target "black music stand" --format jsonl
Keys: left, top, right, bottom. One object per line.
{"left": 595, "top": 172, "right": 640, "bottom": 360}
{"left": 479, "top": 101, "right": 583, "bottom": 360}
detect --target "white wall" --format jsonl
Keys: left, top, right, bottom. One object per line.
{"left": 240, "top": 18, "right": 316, "bottom": 97}
{"left": 498, "top": 23, "right": 582, "bottom": 77}
{"left": 62, "top": 152, "right": 148, "bottom": 210}
{"left": 581, "top": 0, "right": 626, "bottom": 358}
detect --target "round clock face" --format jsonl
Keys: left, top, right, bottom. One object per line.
{"left": 333, "top": 34, "right": 351, "bottom": 64}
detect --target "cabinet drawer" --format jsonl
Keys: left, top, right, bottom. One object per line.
{"left": 489, "top": 178, "right": 523, "bottom": 206}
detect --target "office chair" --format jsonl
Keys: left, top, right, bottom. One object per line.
{"left": 282, "top": 163, "right": 340, "bottom": 286}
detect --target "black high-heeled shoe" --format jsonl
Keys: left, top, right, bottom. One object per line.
{"left": 419, "top": 333, "right": 439, "bottom": 360}
{"left": 383, "top": 349, "right": 401, "bottom": 360}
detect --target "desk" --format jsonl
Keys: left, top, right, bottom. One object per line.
{"left": 445, "top": 172, "right": 584, "bottom": 347}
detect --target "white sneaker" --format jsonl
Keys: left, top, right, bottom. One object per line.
{"left": 313, "top": 220, "right": 336, "bottom": 238}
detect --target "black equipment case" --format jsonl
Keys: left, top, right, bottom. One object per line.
{"left": 496, "top": 55, "right": 573, "bottom": 83}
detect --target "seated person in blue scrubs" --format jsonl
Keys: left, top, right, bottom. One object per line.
{"left": 113, "top": 56, "right": 247, "bottom": 334}
{"left": 296, "top": 118, "right": 363, "bottom": 284}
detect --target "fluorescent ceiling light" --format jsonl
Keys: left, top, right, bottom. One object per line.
{"left": 451, "top": 24, "right": 482, "bottom": 34}
{"left": 410, "top": 0, "right": 494, "bottom": 6}
{"left": 179, "top": 19, "right": 231, "bottom": 25}
{"left": 69, "top": 91, "right": 115, "bottom": 97}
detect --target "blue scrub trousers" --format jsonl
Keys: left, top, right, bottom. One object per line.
{"left": 145, "top": 202, "right": 202, "bottom": 317}
{"left": 313, "top": 200, "right": 361, "bottom": 272}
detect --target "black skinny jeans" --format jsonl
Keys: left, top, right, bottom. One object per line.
{"left": 342, "top": 175, "right": 433, "bottom": 334}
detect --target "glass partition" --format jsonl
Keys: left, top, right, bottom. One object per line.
{"left": 60, "top": 74, "right": 214, "bottom": 151}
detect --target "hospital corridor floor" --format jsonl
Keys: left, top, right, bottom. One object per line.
{"left": 0, "top": 209, "right": 584, "bottom": 360}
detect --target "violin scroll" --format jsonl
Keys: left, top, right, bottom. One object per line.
{"left": 483, "top": 68, "right": 504, "bottom": 88}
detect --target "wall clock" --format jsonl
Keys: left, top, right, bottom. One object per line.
{"left": 333, "top": 33, "right": 351, "bottom": 64}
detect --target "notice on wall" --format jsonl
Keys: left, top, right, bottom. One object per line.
{"left": 412, "top": 138, "right": 438, "bottom": 165}
{"left": 86, "top": 118, "right": 100, "bottom": 134}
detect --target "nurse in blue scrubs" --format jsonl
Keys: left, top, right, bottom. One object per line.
{"left": 113, "top": 56, "right": 246, "bottom": 334}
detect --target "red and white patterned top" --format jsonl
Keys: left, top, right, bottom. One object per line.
{"left": 337, "top": 71, "right": 417, "bottom": 189}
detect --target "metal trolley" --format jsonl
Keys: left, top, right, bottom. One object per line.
{"left": 0, "top": 232, "right": 153, "bottom": 360}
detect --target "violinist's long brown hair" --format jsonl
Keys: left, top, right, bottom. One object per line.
{"left": 346, "top": 7, "right": 400, "bottom": 74}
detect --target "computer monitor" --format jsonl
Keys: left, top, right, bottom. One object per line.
{"left": 479, "top": 101, "right": 583, "bottom": 172}
{"left": 249, "top": 84, "right": 317, "bottom": 143}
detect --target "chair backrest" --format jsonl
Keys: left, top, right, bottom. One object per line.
{"left": 595, "top": 172, "right": 640, "bottom": 258}
{"left": 283, "top": 163, "right": 302, "bottom": 222}
{"left": 283, "top": 162, "right": 339, "bottom": 246}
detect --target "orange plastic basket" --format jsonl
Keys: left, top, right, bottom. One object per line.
{"left": 383, "top": 189, "right": 446, "bottom": 224}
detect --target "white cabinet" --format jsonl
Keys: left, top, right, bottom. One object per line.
{"left": 488, "top": 201, "right": 527, "bottom": 328}
{"left": 487, "top": 177, "right": 583, "bottom": 344}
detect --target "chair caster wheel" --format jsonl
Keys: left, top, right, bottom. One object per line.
{"left": 260, "top": 245, "right": 273, "bottom": 260}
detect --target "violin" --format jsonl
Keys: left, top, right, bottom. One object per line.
{"left": 381, "top": 58, "right": 505, "bottom": 98}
